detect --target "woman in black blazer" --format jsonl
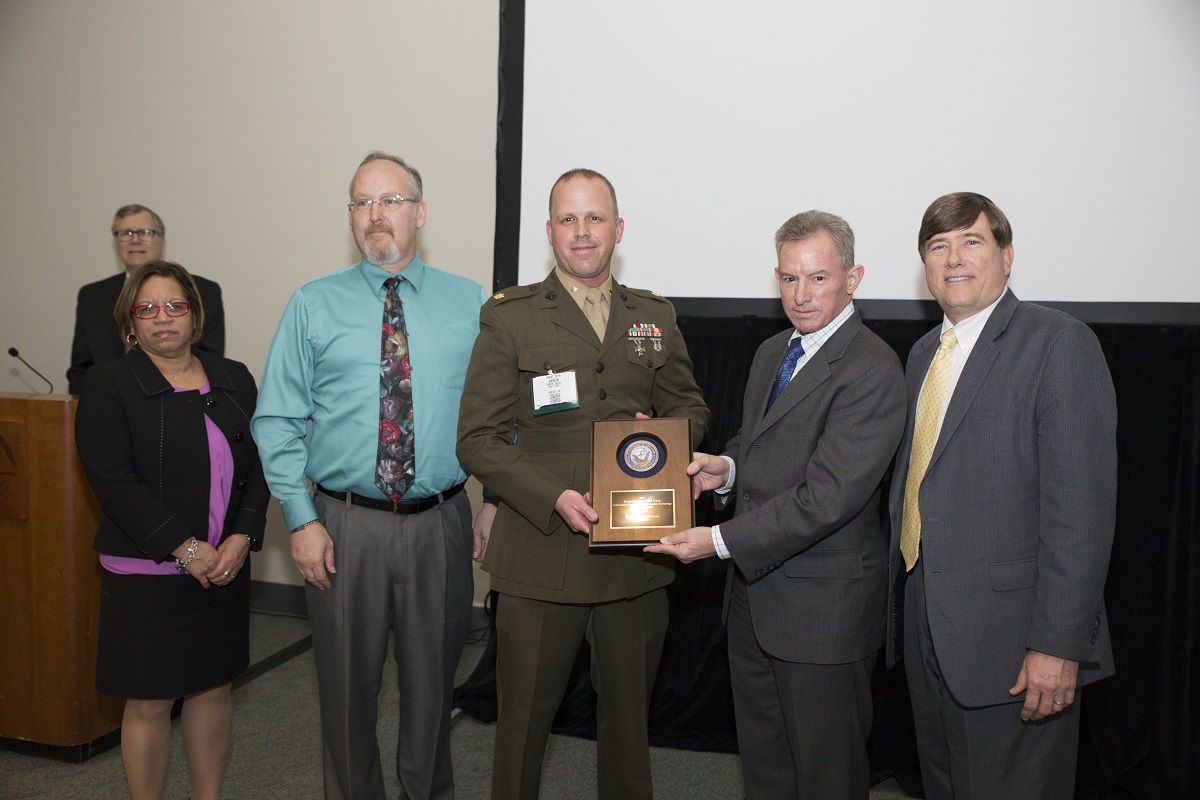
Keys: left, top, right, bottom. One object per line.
{"left": 75, "top": 261, "right": 268, "bottom": 800}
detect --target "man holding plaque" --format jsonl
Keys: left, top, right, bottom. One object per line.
{"left": 647, "top": 211, "right": 905, "bottom": 799}
{"left": 457, "top": 168, "right": 708, "bottom": 800}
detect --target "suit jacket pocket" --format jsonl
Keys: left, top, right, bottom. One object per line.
{"left": 989, "top": 558, "right": 1038, "bottom": 591}
{"left": 966, "top": 394, "right": 1026, "bottom": 420}
{"left": 783, "top": 550, "right": 863, "bottom": 579}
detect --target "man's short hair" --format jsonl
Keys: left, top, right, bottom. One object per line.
{"left": 918, "top": 192, "right": 1012, "bottom": 257}
{"left": 113, "top": 204, "right": 165, "bottom": 234}
{"left": 354, "top": 151, "right": 423, "bottom": 201}
{"left": 774, "top": 210, "right": 855, "bottom": 270}
{"left": 548, "top": 168, "right": 619, "bottom": 218}
{"left": 115, "top": 261, "right": 206, "bottom": 348}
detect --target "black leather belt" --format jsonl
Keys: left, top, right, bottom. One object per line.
{"left": 316, "top": 482, "right": 464, "bottom": 515}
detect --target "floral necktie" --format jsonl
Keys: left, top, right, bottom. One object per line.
{"left": 375, "top": 276, "right": 415, "bottom": 501}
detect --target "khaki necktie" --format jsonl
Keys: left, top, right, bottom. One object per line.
{"left": 900, "top": 328, "right": 958, "bottom": 571}
{"left": 584, "top": 287, "right": 608, "bottom": 340}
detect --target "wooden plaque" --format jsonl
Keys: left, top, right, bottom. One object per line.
{"left": 589, "top": 417, "right": 693, "bottom": 547}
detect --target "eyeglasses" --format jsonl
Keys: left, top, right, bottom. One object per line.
{"left": 131, "top": 301, "right": 191, "bottom": 319}
{"left": 113, "top": 229, "right": 162, "bottom": 241}
{"left": 348, "top": 195, "right": 420, "bottom": 214}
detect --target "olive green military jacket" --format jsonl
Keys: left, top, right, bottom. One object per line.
{"left": 457, "top": 271, "right": 709, "bottom": 603}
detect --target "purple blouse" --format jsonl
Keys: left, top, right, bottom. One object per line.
{"left": 100, "top": 383, "right": 234, "bottom": 575}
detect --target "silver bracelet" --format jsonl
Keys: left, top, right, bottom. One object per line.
{"left": 289, "top": 520, "right": 318, "bottom": 534}
{"left": 174, "top": 536, "right": 199, "bottom": 574}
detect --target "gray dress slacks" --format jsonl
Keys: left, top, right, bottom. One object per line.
{"left": 308, "top": 490, "right": 473, "bottom": 800}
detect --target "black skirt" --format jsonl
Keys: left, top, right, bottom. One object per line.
{"left": 96, "top": 560, "right": 250, "bottom": 699}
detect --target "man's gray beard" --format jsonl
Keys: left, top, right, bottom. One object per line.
{"left": 363, "top": 239, "right": 401, "bottom": 267}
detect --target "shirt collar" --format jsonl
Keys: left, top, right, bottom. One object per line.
{"left": 357, "top": 253, "right": 428, "bottom": 296}
{"left": 789, "top": 300, "right": 856, "bottom": 349}
{"left": 554, "top": 267, "right": 612, "bottom": 313}
{"left": 941, "top": 287, "right": 1008, "bottom": 355}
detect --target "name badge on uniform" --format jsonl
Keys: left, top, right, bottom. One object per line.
{"left": 533, "top": 370, "right": 580, "bottom": 415}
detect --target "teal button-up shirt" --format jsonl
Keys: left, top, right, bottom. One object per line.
{"left": 252, "top": 255, "right": 488, "bottom": 530}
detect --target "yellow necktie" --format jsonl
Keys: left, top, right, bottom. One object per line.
{"left": 900, "top": 328, "right": 958, "bottom": 571}
{"left": 584, "top": 287, "right": 608, "bottom": 340}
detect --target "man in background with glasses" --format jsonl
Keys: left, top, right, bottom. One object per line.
{"left": 67, "top": 204, "right": 225, "bottom": 394}
{"left": 253, "top": 152, "right": 490, "bottom": 800}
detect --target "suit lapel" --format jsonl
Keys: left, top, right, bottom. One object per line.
{"left": 928, "top": 291, "right": 1019, "bottom": 470}
{"left": 749, "top": 313, "right": 861, "bottom": 446}
{"left": 102, "top": 274, "right": 124, "bottom": 306}
{"left": 601, "top": 286, "right": 638, "bottom": 359}
{"left": 747, "top": 331, "right": 789, "bottom": 426}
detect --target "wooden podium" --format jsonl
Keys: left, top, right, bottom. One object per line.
{"left": 0, "top": 393, "right": 123, "bottom": 749}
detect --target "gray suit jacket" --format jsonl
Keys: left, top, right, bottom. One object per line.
{"left": 886, "top": 291, "right": 1118, "bottom": 707}
{"left": 719, "top": 310, "right": 906, "bottom": 664}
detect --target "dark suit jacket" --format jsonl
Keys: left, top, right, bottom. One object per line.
{"left": 886, "top": 291, "right": 1118, "bottom": 707}
{"left": 718, "top": 311, "right": 906, "bottom": 664}
{"left": 68, "top": 272, "right": 225, "bottom": 395}
{"left": 74, "top": 347, "right": 268, "bottom": 562}
{"left": 457, "top": 271, "right": 709, "bottom": 604}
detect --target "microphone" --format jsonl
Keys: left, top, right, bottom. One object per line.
{"left": 8, "top": 347, "right": 55, "bottom": 394}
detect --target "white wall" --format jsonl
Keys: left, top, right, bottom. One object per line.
{"left": 0, "top": 0, "right": 499, "bottom": 597}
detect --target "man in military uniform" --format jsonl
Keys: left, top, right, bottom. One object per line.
{"left": 457, "top": 168, "right": 708, "bottom": 800}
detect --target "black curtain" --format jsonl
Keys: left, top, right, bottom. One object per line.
{"left": 455, "top": 313, "right": 1200, "bottom": 800}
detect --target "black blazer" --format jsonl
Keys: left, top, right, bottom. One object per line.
{"left": 68, "top": 272, "right": 225, "bottom": 395}
{"left": 75, "top": 347, "right": 268, "bottom": 562}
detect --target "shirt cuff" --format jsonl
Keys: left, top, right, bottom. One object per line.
{"left": 711, "top": 524, "right": 730, "bottom": 559}
{"left": 714, "top": 456, "right": 737, "bottom": 495}
{"left": 280, "top": 493, "right": 319, "bottom": 532}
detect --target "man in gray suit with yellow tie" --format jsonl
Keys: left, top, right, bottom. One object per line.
{"left": 648, "top": 210, "right": 906, "bottom": 798}
{"left": 887, "top": 192, "right": 1118, "bottom": 798}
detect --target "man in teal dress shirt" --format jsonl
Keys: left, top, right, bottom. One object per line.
{"left": 252, "top": 152, "right": 490, "bottom": 800}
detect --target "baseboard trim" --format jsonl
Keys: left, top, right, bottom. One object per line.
{"left": 250, "top": 580, "right": 308, "bottom": 617}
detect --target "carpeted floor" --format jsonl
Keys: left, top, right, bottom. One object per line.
{"left": 0, "top": 611, "right": 913, "bottom": 799}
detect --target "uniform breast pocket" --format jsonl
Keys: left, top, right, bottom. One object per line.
{"left": 518, "top": 345, "right": 579, "bottom": 375}
{"left": 624, "top": 340, "right": 665, "bottom": 372}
